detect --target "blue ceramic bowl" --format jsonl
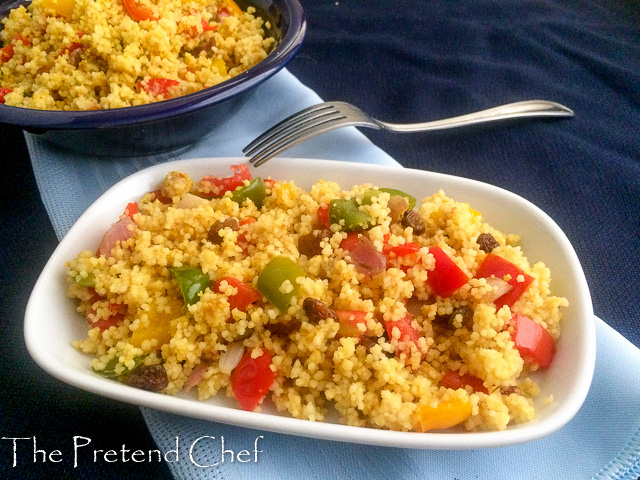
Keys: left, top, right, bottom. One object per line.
{"left": 0, "top": 0, "right": 305, "bottom": 156}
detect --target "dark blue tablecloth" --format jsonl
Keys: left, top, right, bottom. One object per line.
{"left": 0, "top": 0, "right": 638, "bottom": 478}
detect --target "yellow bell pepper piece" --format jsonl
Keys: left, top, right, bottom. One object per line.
{"left": 213, "top": 57, "right": 227, "bottom": 76}
{"left": 225, "top": 0, "right": 243, "bottom": 16}
{"left": 42, "top": 0, "right": 75, "bottom": 18}
{"left": 415, "top": 398, "right": 472, "bottom": 432}
{"left": 130, "top": 298, "right": 182, "bottom": 348}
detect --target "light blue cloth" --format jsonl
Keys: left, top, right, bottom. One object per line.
{"left": 27, "top": 68, "right": 640, "bottom": 480}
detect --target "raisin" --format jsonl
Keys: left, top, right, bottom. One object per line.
{"left": 448, "top": 306, "right": 474, "bottom": 330}
{"left": 477, "top": 233, "right": 499, "bottom": 253}
{"left": 303, "top": 298, "right": 338, "bottom": 323}
{"left": 500, "top": 386, "right": 520, "bottom": 396}
{"left": 265, "top": 319, "right": 302, "bottom": 337}
{"left": 207, "top": 218, "right": 239, "bottom": 244}
{"left": 401, "top": 210, "right": 425, "bottom": 235}
{"left": 298, "top": 227, "right": 331, "bottom": 258}
{"left": 125, "top": 365, "right": 168, "bottom": 392}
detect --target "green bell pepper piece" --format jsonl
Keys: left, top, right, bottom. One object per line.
{"left": 170, "top": 266, "right": 211, "bottom": 306}
{"left": 75, "top": 272, "right": 95, "bottom": 288}
{"left": 92, "top": 355, "right": 145, "bottom": 379}
{"left": 329, "top": 198, "right": 372, "bottom": 232}
{"left": 361, "top": 188, "right": 416, "bottom": 210}
{"left": 232, "top": 177, "right": 267, "bottom": 209}
{"left": 257, "top": 256, "right": 306, "bottom": 312}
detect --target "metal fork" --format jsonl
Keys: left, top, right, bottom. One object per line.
{"left": 243, "top": 100, "right": 574, "bottom": 166}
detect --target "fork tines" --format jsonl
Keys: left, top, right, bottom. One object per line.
{"left": 243, "top": 103, "right": 346, "bottom": 166}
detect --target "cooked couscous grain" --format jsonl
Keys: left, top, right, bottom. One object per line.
{"left": 66, "top": 164, "right": 568, "bottom": 432}
{"left": 0, "top": 0, "right": 274, "bottom": 109}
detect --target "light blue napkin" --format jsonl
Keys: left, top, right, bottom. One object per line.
{"left": 27, "top": 68, "right": 640, "bottom": 480}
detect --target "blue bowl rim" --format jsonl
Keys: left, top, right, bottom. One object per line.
{"left": 0, "top": 0, "right": 306, "bottom": 130}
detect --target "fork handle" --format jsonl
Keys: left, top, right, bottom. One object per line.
{"left": 377, "top": 100, "right": 574, "bottom": 132}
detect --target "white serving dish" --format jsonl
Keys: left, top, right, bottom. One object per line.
{"left": 24, "top": 157, "right": 595, "bottom": 449}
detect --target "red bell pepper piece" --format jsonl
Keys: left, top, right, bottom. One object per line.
{"left": 1, "top": 44, "right": 14, "bottom": 62}
{"left": 475, "top": 254, "right": 534, "bottom": 308}
{"left": 0, "top": 87, "right": 13, "bottom": 104}
{"left": 198, "top": 164, "right": 252, "bottom": 197}
{"left": 426, "top": 246, "right": 469, "bottom": 298}
{"left": 339, "top": 231, "right": 360, "bottom": 251}
{"left": 441, "top": 370, "right": 489, "bottom": 394}
{"left": 385, "top": 314, "right": 421, "bottom": 345}
{"left": 317, "top": 204, "right": 330, "bottom": 228}
{"left": 335, "top": 310, "right": 369, "bottom": 338}
{"left": 230, "top": 351, "right": 274, "bottom": 411}
{"left": 138, "top": 78, "right": 180, "bottom": 97}
{"left": 122, "top": 202, "right": 138, "bottom": 220}
{"left": 213, "top": 277, "right": 261, "bottom": 312}
{"left": 389, "top": 242, "right": 420, "bottom": 257}
{"left": 149, "top": 189, "right": 172, "bottom": 204}
{"left": 123, "top": 0, "right": 158, "bottom": 21}
{"left": 510, "top": 313, "right": 555, "bottom": 368}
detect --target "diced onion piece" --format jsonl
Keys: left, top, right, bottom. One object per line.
{"left": 481, "top": 277, "right": 513, "bottom": 303}
{"left": 184, "top": 362, "right": 209, "bottom": 393}
{"left": 219, "top": 342, "right": 245, "bottom": 374}
{"left": 177, "top": 193, "right": 209, "bottom": 209}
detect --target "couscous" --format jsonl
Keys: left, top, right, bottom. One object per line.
{"left": 0, "top": 0, "right": 275, "bottom": 109}
{"left": 66, "top": 165, "right": 568, "bottom": 432}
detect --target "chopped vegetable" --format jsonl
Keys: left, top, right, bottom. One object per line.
{"left": 511, "top": 313, "right": 556, "bottom": 367}
{"left": 198, "top": 164, "right": 252, "bottom": 197}
{"left": 256, "top": 256, "right": 306, "bottom": 312}
{"left": 348, "top": 236, "right": 387, "bottom": 276}
{"left": 170, "top": 266, "right": 211, "bottom": 305}
{"left": 231, "top": 177, "right": 267, "bottom": 208}
{"left": 138, "top": 78, "right": 179, "bottom": 97}
{"left": 130, "top": 297, "right": 182, "bottom": 348}
{"left": 213, "top": 277, "right": 261, "bottom": 312}
{"left": 0, "top": 87, "right": 13, "bottom": 104}
{"left": 336, "top": 310, "right": 369, "bottom": 338}
{"left": 426, "top": 246, "right": 469, "bottom": 298}
{"left": 73, "top": 272, "right": 95, "bottom": 287}
{"left": 1, "top": 45, "right": 14, "bottom": 63}
{"left": 123, "top": 0, "right": 157, "bottom": 21}
{"left": 361, "top": 188, "right": 416, "bottom": 210}
{"left": 92, "top": 355, "right": 144, "bottom": 379}
{"left": 475, "top": 254, "right": 534, "bottom": 308}
{"left": 218, "top": 0, "right": 243, "bottom": 17}
{"left": 329, "top": 199, "right": 371, "bottom": 231}
{"left": 339, "top": 231, "right": 361, "bottom": 251}
{"left": 385, "top": 314, "right": 421, "bottom": 351}
{"left": 230, "top": 350, "right": 274, "bottom": 411}
{"left": 388, "top": 242, "right": 420, "bottom": 258}
{"left": 441, "top": 370, "right": 489, "bottom": 394}
{"left": 42, "top": 0, "right": 75, "bottom": 17}
{"left": 415, "top": 398, "right": 472, "bottom": 432}
{"left": 317, "top": 204, "right": 330, "bottom": 228}
{"left": 96, "top": 215, "right": 136, "bottom": 257}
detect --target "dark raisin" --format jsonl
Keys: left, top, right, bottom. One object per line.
{"left": 360, "top": 336, "right": 378, "bottom": 350}
{"left": 476, "top": 233, "right": 500, "bottom": 253}
{"left": 265, "top": 319, "right": 302, "bottom": 337}
{"left": 500, "top": 385, "right": 520, "bottom": 396}
{"left": 405, "top": 296, "right": 435, "bottom": 318}
{"left": 303, "top": 298, "right": 338, "bottom": 323}
{"left": 448, "top": 306, "right": 474, "bottom": 330}
{"left": 124, "top": 365, "right": 168, "bottom": 392}
{"left": 298, "top": 227, "right": 331, "bottom": 258}
{"left": 401, "top": 210, "right": 425, "bottom": 235}
{"left": 207, "top": 218, "right": 239, "bottom": 244}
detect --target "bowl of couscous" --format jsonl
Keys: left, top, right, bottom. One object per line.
{"left": 0, "top": 0, "right": 305, "bottom": 155}
{"left": 24, "top": 157, "right": 595, "bottom": 449}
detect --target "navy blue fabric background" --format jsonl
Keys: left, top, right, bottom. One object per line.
{"left": 0, "top": 0, "right": 638, "bottom": 478}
